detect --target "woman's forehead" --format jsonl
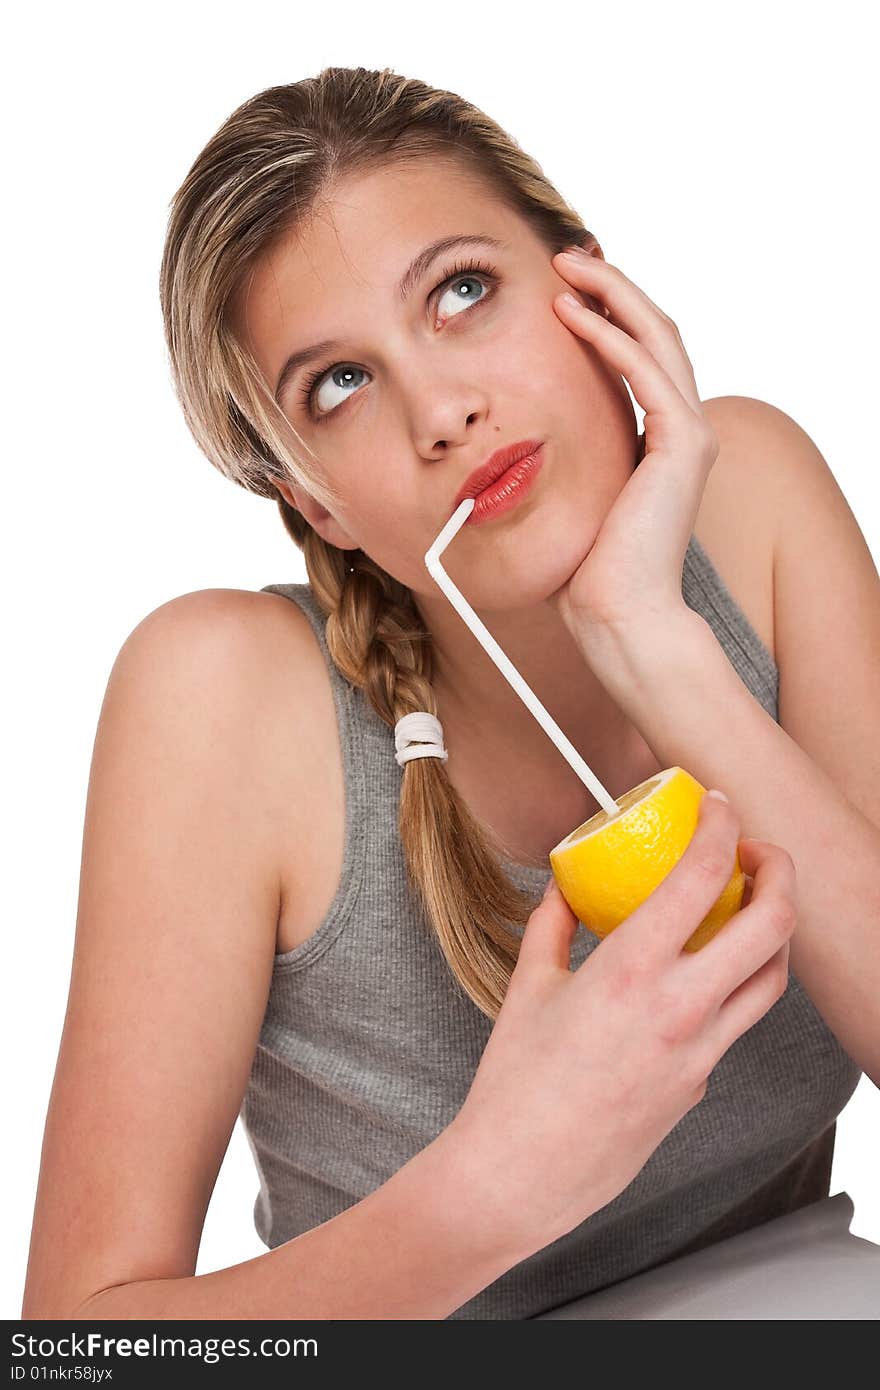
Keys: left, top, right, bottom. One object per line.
{"left": 274, "top": 161, "right": 509, "bottom": 275}
{"left": 232, "top": 162, "right": 522, "bottom": 346}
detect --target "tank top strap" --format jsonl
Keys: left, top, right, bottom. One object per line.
{"left": 262, "top": 580, "right": 359, "bottom": 716}
{"left": 259, "top": 580, "right": 420, "bottom": 937}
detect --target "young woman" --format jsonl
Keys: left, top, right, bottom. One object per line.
{"left": 22, "top": 66, "right": 875, "bottom": 1321}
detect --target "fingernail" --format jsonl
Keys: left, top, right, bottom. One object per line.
{"left": 707, "top": 789, "right": 729, "bottom": 803}
{"left": 543, "top": 875, "right": 555, "bottom": 898}
{"left": 560, "top": 246, "right": 587, "bottom": 257}
{"left": 560, "top": 292, "right": 582, "bottom": 310}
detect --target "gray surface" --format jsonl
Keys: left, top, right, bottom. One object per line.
{"left": 537, "top": 1192, "right": 880, "bottom": 1319}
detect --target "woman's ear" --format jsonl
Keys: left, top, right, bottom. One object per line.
{"left": 274, "top": 478, "right": 359, "bottom": 553}
{"left": 274, "top": 478, "right": 302, "bottom": 512}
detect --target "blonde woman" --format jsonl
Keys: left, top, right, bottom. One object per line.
{"left": 22, "top": 67, "right": 876, "bottom": 1321}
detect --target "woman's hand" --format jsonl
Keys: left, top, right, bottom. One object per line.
{"left": 449, "top": 792, "right": 796, "bottom": 1257}
{"left": 548, "top": 248, "right": 721, "bottom": 643}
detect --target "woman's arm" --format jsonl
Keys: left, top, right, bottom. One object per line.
{"left": 21, "top": 591, "right": 532, "bottom": 1321}
{"left": 575, "top": 605, "right": 880, "bottom": 1086}
{"left": 71, "top": 1124, "right": 525, "bottom": 1320}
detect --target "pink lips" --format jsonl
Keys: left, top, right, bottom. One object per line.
{"left": 454, "top": 438, "right": 545, "bottom": 510}
{"left": 465, "top": 443, "right": 545, "bottom": 524}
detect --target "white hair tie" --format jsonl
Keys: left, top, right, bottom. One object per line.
{"left": 394, "top": 711, "right": 448, "bottom": 767}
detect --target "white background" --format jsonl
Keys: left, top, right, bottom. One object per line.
{"left": 4, "top": 0, "right": 877, "bottom": 1318}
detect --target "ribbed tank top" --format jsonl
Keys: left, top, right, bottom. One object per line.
{"left": 242, "top": 534, "right": 861, "bottom": 1319}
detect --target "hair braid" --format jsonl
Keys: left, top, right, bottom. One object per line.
{"left": 287, "top": 503, "right": 535, "bottom": 1016}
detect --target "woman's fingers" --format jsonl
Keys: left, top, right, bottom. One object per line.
{"left": 699, "top": 940, "right": 792, "bottom": 1074}
{"left": 552, "top": 251, "right": 705, "bottom": 415}
{"left": 603, "top": 791, "right": 743, "bottom": 974}
{"left": 516, "top": 877, "right": 579, "bottom": 978}
{"left": 681, "top": 837, "right": 798, "bottom": 1000}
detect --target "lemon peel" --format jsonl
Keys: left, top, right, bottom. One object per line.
{"left": 548, "top": 766, "right": 745, "bottom": 951}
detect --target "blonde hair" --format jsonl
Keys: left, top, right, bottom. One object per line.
{"left": 158, "top": 65, "right": 598, "bottom": 1019}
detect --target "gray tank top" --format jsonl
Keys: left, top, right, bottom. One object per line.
{"left": 242, "top": 534, "right": 861, "bottom": 1319}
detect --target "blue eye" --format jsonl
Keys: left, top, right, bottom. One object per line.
{"left": 435, "top": 269, "right": 491, "bottom": 320}
{"left": 297, "top": 258, "right": 498, "bottom": 422}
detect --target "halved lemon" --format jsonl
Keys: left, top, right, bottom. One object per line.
{"left": 548, "top": 766, "right": 745, "bottom": 952}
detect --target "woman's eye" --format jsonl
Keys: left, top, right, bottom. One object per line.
{"left": 435, "top": 272, "right": 489, "bottom": 321}
{"left": 300, "top": 266, "right": 496, "bottom": 421}
{"left": 304, "top": 364, "right": 369, "bottom": 420}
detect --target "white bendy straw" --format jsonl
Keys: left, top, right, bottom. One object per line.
{"left": 425, "top": 498, "right": 620, "bottom": 819}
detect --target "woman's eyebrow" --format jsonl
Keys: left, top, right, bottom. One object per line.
{"left": 273, "top": 233, "right": 506, "bottom": 405}
{"left": 396, "top": 233, "right": 505, "bottom": 302}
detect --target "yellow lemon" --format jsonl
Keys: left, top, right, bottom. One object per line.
{"left": 548, "top": 766, "right": 745, "bottom": 952}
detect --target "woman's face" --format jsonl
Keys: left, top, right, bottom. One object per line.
{"left": 230, "top": 157, "right": 637, "bottom": 612}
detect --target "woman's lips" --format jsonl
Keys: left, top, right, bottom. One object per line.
{"left": 465, "top": 444, "right": 545, "bottom": 524}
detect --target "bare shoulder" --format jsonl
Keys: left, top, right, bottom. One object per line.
{"left": 125, "top": 587, "right": 322, "bottom": 735}
{"left": 130, "top": 585, "right": 315, "bottom": 663}
{"left": 693, "top": 395, "right": 779, "bottom": 663}
{"left": 129, "top": 582, "right": 325, "bottom": 844}
{"left": 138, "top": 589, "right": 344, "bottom": 957}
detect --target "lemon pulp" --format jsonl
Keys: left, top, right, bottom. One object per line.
{"left": 548, "top": 766, "right": 745, "bottom": 952}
